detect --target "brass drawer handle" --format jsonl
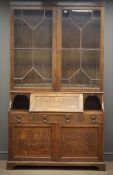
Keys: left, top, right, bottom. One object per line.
{"left": 42, "top": 114, "right": 48, "bottom": 123}
{"left": 65, "top": 115, "right": 71, "bottom": 122}
{"left": 91, "top": 115, "right": 96, "bottom": 124}
{"left": 16, "top": 115, "right": 22, "bottom": 123}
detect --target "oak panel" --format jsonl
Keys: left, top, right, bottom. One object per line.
{"left": 60, "top": 125, "right": 103, "bottom": 161}
{"left": 9, "top": 124, "right": 54, "bottom": 160}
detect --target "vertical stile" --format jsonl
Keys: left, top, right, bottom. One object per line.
{"left": 52, "top": 8, "right": 62, "bottom": 91}
{"left": 100, "top": 7, "right": 104, "bottom": 91}
{"left": 10, "top": 8, "right": 14, "bottom": 90}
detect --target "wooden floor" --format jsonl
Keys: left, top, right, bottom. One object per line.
{"left": 0, "top": 161, "right": 113, "bottom": 175}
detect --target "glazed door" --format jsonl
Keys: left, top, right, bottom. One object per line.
{"left": 11, "top": 7, "right": 104, "bottom": 91}
{"left": 12, "top": 8, "right": 56, "bottom": 89}
{"left": 61, "top": 8, "right": 103, "bottom": 89}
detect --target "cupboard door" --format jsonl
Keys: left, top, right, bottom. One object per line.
{"left": 59, "top": 124, "right": 103, "bottom": 162}
{"left": 13, "top": 9, "right": 54, "bottom": 88}
{"left": 9, "top": 124, "right": 55, "bottom": 160}
{"left": 61, "top": 9, "right": 101, "bottom": 88}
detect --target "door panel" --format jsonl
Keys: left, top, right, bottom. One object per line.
{"left": 59, "top": 124, "right": 103, "bottom": 161}
{"left": 9, "top": 124, "right": 55, "bottom": 160}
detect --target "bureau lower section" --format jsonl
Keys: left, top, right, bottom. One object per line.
{"left": 8, "top": 111, "right": 104, "bottom": 168}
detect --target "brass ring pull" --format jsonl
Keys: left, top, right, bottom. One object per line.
{"left": 16, "top": 115, "right": 22, "bottom": 123}
{"left": 91, "top": 115, "right": 96, "bottom": 124}
{"left": 65, "top": 115, "right": 71, "bottom": 122}
{"left": 42, "top": 114, "right": 48, "bottom": 123}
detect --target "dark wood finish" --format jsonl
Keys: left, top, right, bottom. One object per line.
{"left": 8, "top": 0, "right": 105, "bottom": 170}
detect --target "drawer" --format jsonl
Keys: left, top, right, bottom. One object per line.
{"left": 30, "top": 113, "right": 83, "bottom": 124}
{"left": 84, "top": 113, "right": 103, "bottom": 124}
{"left": 9, "top": 111, "right": 29, "bottom": 123}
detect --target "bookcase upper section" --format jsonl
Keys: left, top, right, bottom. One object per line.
{"left": 10, "top": 1, "right": 104, "bottom": 92}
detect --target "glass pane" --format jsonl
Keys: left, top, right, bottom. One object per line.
{"left": 71, "top": 10, "right": 92, "bottom": 28}
{"left": 82, "top": 19, "right": 100, "bottom": 48}
{"left": 14, "top": 10, "right": 22, "bottom": 18}
{"left": 93, "top": 10, "right": 101, "bottom": 18}
{"left": 45, "top": 10, "right": 53, "bottom": 18}
{"left": 14, "top": 49, "right": 33, "bottom": 78}
{"left": 34, "top": 19, "right": 52, "bottom": 48}
{"left": 14, "top": 79, "right": 22, "bottom": 87}
{"left": 23, "top": 10, "right": 44, "bottom": 28}
{"left": 91, "top": 80, "right": 100, "bottom": 87}
{"left": 61, "top": 9, "right": 101, "bottom": 88}
{"left": 81, "top": 50, "right": 100, "bottom": 79}
{"left": 14, "top": 19, "right": 33, "bottom": 48}
{"left": 23, "top": 69, "right": 45, "bottom": 86}
{"left": 22, "top": 69, "right": 52, "bottom": 87}
{"left": 62, "top": 19, "right": 80, "bottom": 48}
{"left": 62, "top": 50, "right": 80, "bottom": 79}
{"left": 70, "top": 70, "right": 91, "bottom": 86}
{"left": 62, "top": 10, "right": 70, "bottom": 18}
{"left": 14, "top": 9, "right": 53, "bottom": 87}
{"left": 34, "top": 49, "right": 52, "bottom": 81}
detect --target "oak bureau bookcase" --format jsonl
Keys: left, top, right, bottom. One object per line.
{"left": 7, "top": 0, "right": 105, "bottom": 170}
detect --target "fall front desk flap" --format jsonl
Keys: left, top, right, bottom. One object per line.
{"left": 29, "top": 93, "right": 83, "bottom": 112}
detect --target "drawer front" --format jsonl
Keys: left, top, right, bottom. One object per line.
{"left": 30, "top": 113, "right": 83, "bottom": 124}
{"left": 84, "top": 113, "right": 103, "bottom": 124}
{"left": 9, "top": 112, "right": 29, "bottom": 123}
